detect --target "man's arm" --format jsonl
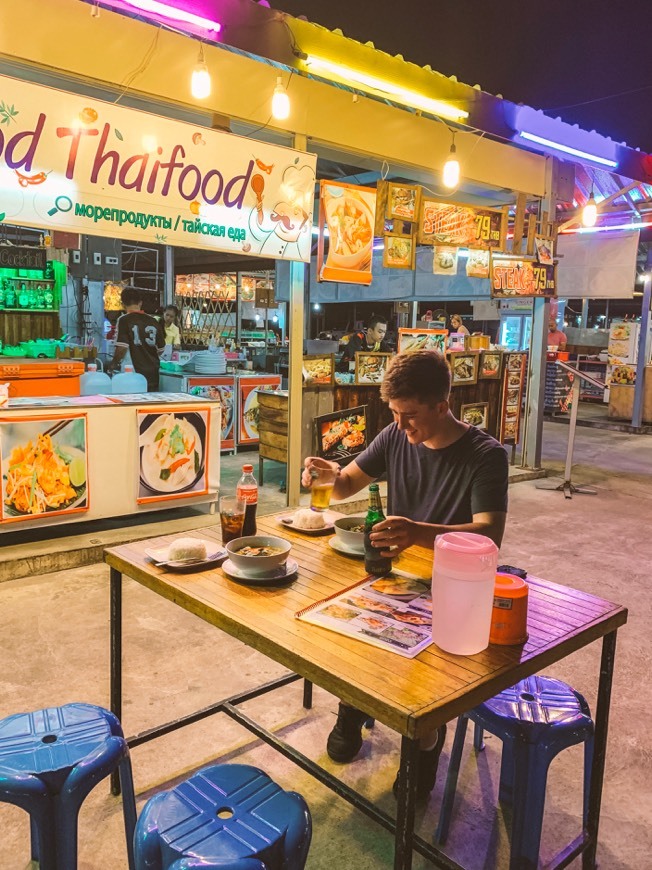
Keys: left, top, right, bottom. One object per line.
{"left": 558, "top": 333, "right": 567, "bottom": 351}
{"left": 369, "top": 510, "right": 506, "bottom": 555}
{"left": 110, "top": 316, "right": 128, "bottom": 371}
{"left": 301, "top": 457, "right": 374, "bottom": 500}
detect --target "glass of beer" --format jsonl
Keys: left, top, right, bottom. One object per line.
{"left": 219, "top": 495, "right": 246, "bottom": 544}
{"left": 310, "top": 465, "right": 337, "bottom": 512}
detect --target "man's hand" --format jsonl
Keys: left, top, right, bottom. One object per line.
{"left": 369, "top": 516, "right": 418, "bottom": 556}
{"left": 301, "top": 456, "right": 339, "bottom": 489}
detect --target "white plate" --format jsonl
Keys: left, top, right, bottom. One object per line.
{"left": 222, "top": 557, "right": 298, "bottom": 585}
{"left": 145, "top": 542, "right": 225, "bottom": 571}
{"left": 328, "top": 537, "right": 365, "bottom": 558}
{"left": 278, "top": 509, "right": 343, "bottom": 535}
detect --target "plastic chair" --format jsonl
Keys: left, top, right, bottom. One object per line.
{"left": 0, "top": 702, "right": 137, "bottom": 870}
{"left": 436, "top": 675, "right": 594, "bottom": 870}
{"left": 134, "top": 763, "right": 312, "bottom": 870}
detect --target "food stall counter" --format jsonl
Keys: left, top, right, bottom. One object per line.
{"left": 0, "top": 392, "right": 221, "bottom": 532}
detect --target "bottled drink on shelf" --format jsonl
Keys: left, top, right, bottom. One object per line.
{"left": 45, "top": 261, "right": 55, "bottom": 280}
{"left": 43, "top": 288, "right": 54, "bottom": 309}
{"left": 18, "top": 283, "right": 30, "bottom": 309}
{"left": 364, "top": 483, "right": 393, "bottom": 576}
{"left": 4, "top": 281, "right": 16, "bottom": 309}
{"left": 28, "top": 286, "right": 37, "bottom": 309}
{"left": 0, "top": 279, "right": 5, "bottom": 309}
{"left": 36, "top": 285, "right": 45, "bottom": 309}
{"left": 236, "top": 464, "right": 258, "bottom": 536}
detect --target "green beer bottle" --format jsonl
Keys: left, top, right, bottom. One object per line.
{"left": 364, "top": 483, "right": 393, "bottom": 576}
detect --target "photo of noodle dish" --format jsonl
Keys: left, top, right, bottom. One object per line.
{"left": 450, "top": 352, "right": 479, "bottom": 386}
{"left": 303, "top": 355, "right": 333, "bottom": 385}
{"left": 1, "top": 416, "right": 88, "bottom": 520}
{"left": 139, "top": 411, "right": 206, "bottom": 496}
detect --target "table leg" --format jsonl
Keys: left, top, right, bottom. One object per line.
{"left": 303, "top": 679, "right": 313, "bottom": 710}
{"left": 583, "top": 629, "right": 618, "bottom": 869}
{"left": 110, "top": 567, "right": 123, "bottom": 797}
{"left": 394, "top": 736, "right": 420, "bottom": 870}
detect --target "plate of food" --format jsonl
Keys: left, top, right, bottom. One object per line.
{"left": 2, "top": 425, "right": 88, "bottom": 519}
{"left": 279, "top": 508, "right": 342, "bottom": 535}
{"left": 144, "top": 537, "right": 226, "bottom": 572}
{"left": 139, "top": 412, "right": 205, "bottom": 495}
{"left": 242, "top": 390, "right": 260, "bottom": 440}
{"left": 319, "top": 411, "right": 367, "bottom": 461}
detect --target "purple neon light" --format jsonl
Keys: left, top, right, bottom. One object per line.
{"left": 123, "top": 0, "right": 221, "bottom": 31}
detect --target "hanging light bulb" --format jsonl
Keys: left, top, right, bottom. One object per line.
{"left": 271, "top": 76, "right": 290, "bottom": 120}
{"left": 442, "top": 133, "right": 460, "bottom": 189}
{"left": 191, "top": 44, "right": 211, "bottom": 99}
{"left": 582, "top": 188, "right": 598, "bottom": 227}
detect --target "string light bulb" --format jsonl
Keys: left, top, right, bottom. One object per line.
{"left": 271, "top": 77, "right": 290, "bottom": 120}
{"left": 442, "top": 133, "right": 460, "bottom": 189}
{"left": 191, "top": 44, "right": 211, "bottom": 99}
{"left": 582, "top": 188, "right": 598, "bottom": 227}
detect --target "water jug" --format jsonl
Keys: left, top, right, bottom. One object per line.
{"left": 80, "top": 363, "right": 112, "bottom": 396}
{"left": 431, "top": 532, "right": 498, "bottom": 655}
{"left": 112, "top": 364, "right": 148, "bottom": 394}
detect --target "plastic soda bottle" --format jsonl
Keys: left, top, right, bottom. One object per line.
{"left": 363, "top": 483, "right": 392, "bottom": 576}
{"left": 236, "top": 464, "right": 258, "bottom": 536}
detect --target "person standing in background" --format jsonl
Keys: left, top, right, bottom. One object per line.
{"left": 339, "top": 315, "right": 390, "bottom": 370}
{"left": 110, "top": 286, "right": 165, "bottom": 391}
{"left": 547, "top": 317, "right": 567, "bottom": 350}
{"left": 162, "top": 305, "right": 181, "bottom": 347}
{"left": 450, "top": 314, "right": 469, "bottom": 335}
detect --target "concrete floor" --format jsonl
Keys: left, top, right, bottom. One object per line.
{"left": 1, "top": 422, "right": 651, "bottom": 869}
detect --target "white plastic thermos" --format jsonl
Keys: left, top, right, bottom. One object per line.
{"left": 431, "top": 532, "right": 499, "bottom": 655}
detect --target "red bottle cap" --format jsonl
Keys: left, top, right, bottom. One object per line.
{"left": 242, "top": 464, "right": 254, "bottom": 472}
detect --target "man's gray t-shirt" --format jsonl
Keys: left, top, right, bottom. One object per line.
{"left": 355, "top": 424, "right": 508, "bottom": 524}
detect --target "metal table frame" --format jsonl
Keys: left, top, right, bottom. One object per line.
{"left": 109, "top": 566, "right": 619, "bottom": 870}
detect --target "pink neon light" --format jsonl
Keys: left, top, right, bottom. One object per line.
{"left": 123, "top": 1, "right": 221, "bottom": 31}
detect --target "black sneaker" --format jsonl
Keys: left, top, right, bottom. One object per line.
{"left": 326, "top": 703, "right": 369, "bottom": 762}
{"left": 392, "top": 725, "right": 447, "bottom": 800}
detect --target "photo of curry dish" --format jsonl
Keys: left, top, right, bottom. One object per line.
{"left": 450, "top": 353, "right": 479, "bottom": 385}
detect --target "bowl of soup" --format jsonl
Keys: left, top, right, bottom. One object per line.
{"left": 333, "top": 516, "right": 366, "bottom": 553}
{"left": 323, "top": 191, "right": 374, "bottom": 271}
{"left": 226, "top": 535, "right": 291, "bottom": 576}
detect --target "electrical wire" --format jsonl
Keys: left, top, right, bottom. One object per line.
{"left": 113, "top": 25, "right": 162, "bottom": 105}
{"left": 544, "top": 83, "right": 652, "bottom": 112}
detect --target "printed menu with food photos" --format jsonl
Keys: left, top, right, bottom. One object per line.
{"left": 500, "top": 352, "right": 526, "bottom": 443}
{"left": 296, "top": 573, "right": 433, "bottom": 658}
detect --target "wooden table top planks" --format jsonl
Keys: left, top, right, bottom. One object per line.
{"left": 104, "top": 512, "right": 627, "bottom": 739}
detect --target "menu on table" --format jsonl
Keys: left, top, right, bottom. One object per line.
{"left": 297, "top": 573, "right": 433, "bottom": 658}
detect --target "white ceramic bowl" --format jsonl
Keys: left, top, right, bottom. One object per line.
{"left": 333, "top": 516, "right": 366, "bottom": 552}
{"left": 226, "top": 535, "right": 291, "bottom": 576}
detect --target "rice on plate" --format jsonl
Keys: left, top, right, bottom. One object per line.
{"left": 292, "top": 508, "right": 326, "bottom": 530}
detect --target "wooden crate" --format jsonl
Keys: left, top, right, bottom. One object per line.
{"left": 0, "top": 311, "right": 61, "bottom": 345}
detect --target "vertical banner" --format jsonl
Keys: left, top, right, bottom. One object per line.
{"left": 318, "top": 181, "right": 376, "bottom": 284}
{"left": 238, "top": 376, "right": 282, "bottom": 445}
{"left": 0, "top": 413, "right": 89, "bottom": 523}
{"left": 188, "top": 377, "right": 235, "bottom": 451}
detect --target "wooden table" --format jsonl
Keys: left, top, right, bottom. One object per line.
{"left": 104, "top": 514, "right": 627, "bottom": 870}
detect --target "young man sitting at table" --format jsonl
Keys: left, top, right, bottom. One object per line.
{"left": 302, "top": 350, "right": 508, "bottom": 799}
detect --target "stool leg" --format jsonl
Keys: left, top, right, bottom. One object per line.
{"left": 30, "top": 814, "right": 39, "bottom": 862}
{"left": 435, "top": 715, "right": 469, "bottom": 845}
{"left": 509, "top": 742, "right": 551, "bottom": 870}
{"left": 473, "top": 721, "right": 485, "bottom": 752}
{"left": 498, "top": 737, "right": 516, "bottom": 805}
{"left": 119, "top": 755, "right": 138, "bottom": 870}
{"left": 583, "top": 731, "right": 595, "bottom": 828}
{"left": 54, "top": 794, "right": 81, "bottom": 870}
{"left": 29, "top": 801, "right": 58, "bottom": 870}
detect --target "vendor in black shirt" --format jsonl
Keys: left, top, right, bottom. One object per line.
{"left": 302, "top": 350, "right": 508, "bottom": 799}
{"left": 109, "top": 286, "right": 165, "bottom": 391}
{"left": 338, "top": 315, "right": 390, "bottom": 370}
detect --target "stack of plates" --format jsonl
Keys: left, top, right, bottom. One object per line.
{"left": 192, "top": 351, "right": 227, "bottom": 375}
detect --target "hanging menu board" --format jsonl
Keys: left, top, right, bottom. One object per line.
{"left": 491, "top": 258, "right": 557, "bottom": 298}
{"left": 418, "top": 199, "right": 505, "bottom": 250}
{"left": 500, "top": 353, "right": 527, "bottom": 443}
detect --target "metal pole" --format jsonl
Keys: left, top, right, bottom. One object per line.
{"left": 564, "top": 373, "right": 581, "bottom": 482}
{"left": 163, "top": 245, "right": 174, "bottom": 306}
{"left": 580, "top": 298, "right": 589, "bottom": 328}
{"left": 410, "top": 301, "right": 418, "bottom": 328}
{"left": 632, "top": 272, "right": 651, "bottom": 429}
{"left": 287, "top": 260, "right": 306, "bottom": 507}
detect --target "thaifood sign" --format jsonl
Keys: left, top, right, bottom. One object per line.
{"left": 0, "top": 74, "right": 316, "bottom": 261}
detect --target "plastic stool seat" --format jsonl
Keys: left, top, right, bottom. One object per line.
{"left": 0, "top": 702, "right": 136, "bottom": 870}
{"left": 436, "top": 676, "right": 594, "bottom": 870}
{"left": 135, "top": 763, "right": 312, "bottom": 870}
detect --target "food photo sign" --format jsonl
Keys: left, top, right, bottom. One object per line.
{"left": 398, "top": 328, "right": 448, "bottom": 355}
{"left": 491, "top": 256, "right": 557, "bottom": 298}
{"left": 0, "top": 74, "right": 316, "bottom": 261}
{"left": 318, "top": 181, "right": 376, "bottom": 285}
{"left": 303, "top": 355, "right": 334, "bottom": 386}
{"left": 0, "top": 413, "right": 89, "bottom": 523}
{"left": 355, "top": 352, "right": 391, "bottom": 385}
{"left": 315, "top": 406, "right": 367, "bottom": 464}
{"left": 238, "top": 377, "right": 282, "bottom": 445}
{"left": 418, "top": 199, "right": 505, "bottom": 250}
{"left": 137, "top": 408, "right": 210, "bottom": 504}
{"left": 188, "top": 378, "right": 235, "bottom": 452}
{"left": 500, "top": 353, "right": 526, "bottom": 442}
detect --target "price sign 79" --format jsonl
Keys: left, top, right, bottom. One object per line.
{"left": 532, "top": 265, "right": 554, "bottom": 293}
{"left": 475, "top": 213, "right": 492, "bottom": 241}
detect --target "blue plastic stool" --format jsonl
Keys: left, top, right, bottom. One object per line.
{"left": 0, "top": 702, "right": 137, "bottom": 870}
{"left": 134, "top": 763, "right": 312, "bottom": 870}
{"left": 436, "top": 676, "right": 594, "bottom": 870}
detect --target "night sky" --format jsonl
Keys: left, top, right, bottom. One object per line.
{"left": 272, "top": 0, "right": 652, "bottom": 154}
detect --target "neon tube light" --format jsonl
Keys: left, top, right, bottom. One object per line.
{"left": 123, "top": 1, "right": 221, "bottom": 32}
{"left": 518, "top": 131, "right": 617, "bottom": 168}
{"left": 305, "top": 55, "right": 468, "bottom": 121}
{"left": 560, "top": 219, "right": 651, "bottom": 235}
